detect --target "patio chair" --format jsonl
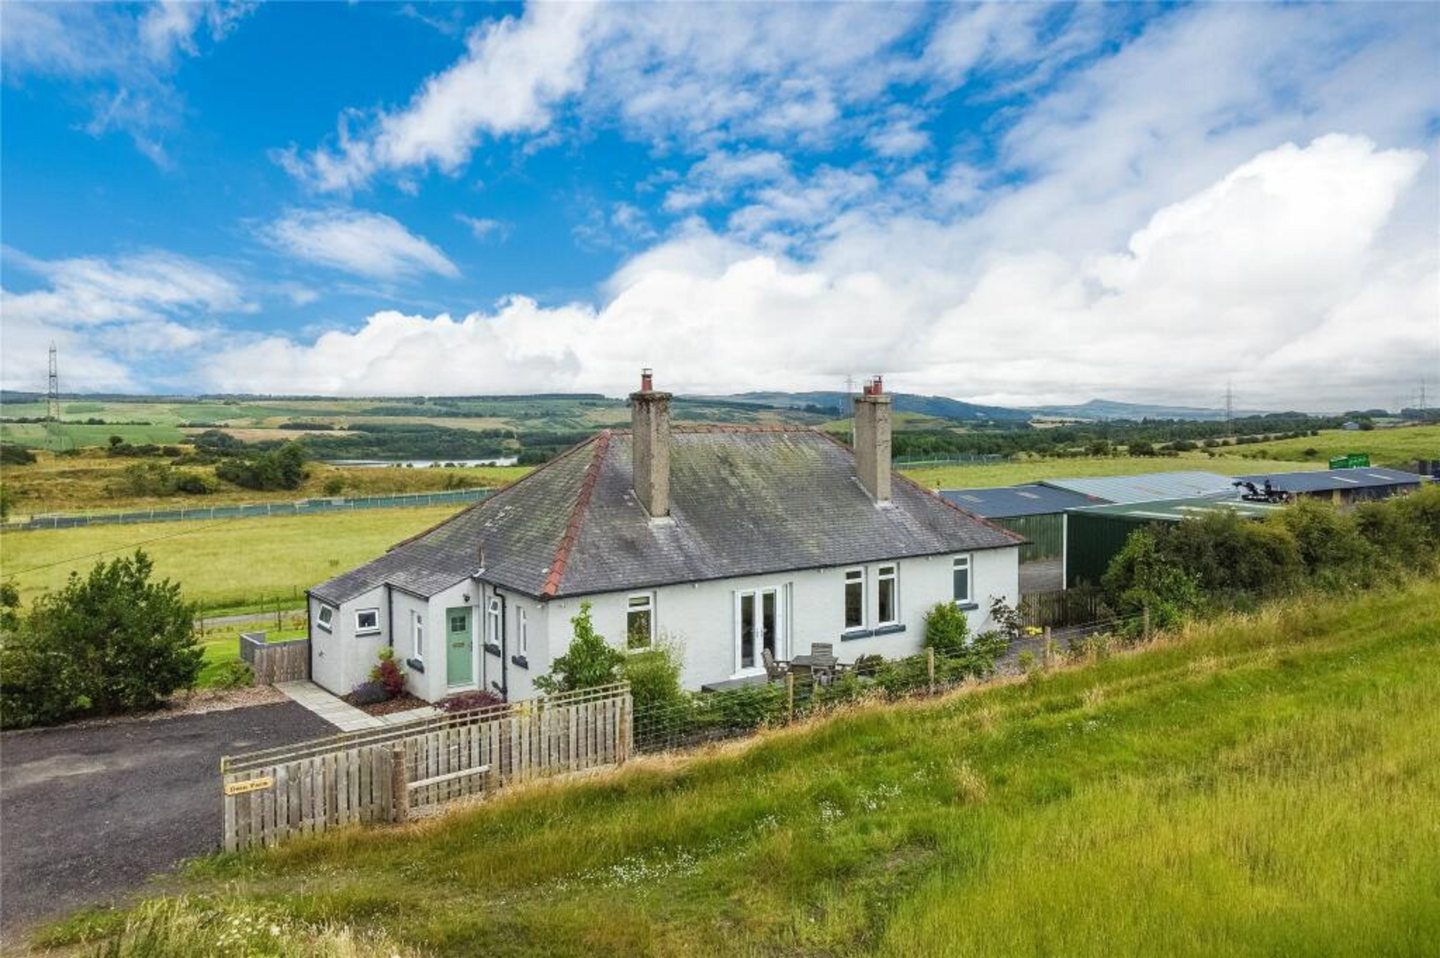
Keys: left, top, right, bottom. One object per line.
{"left": 811, "top": 642, "right": 834, "bottom": 660}
{"left": 761, "top": 648, "right": 789, "bottom": 681}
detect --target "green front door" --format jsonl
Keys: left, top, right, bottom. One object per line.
{"left": 446, "top": 607, "right": 473, "bottom": 687}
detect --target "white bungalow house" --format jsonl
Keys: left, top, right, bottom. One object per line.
{"left": 307, "top": 373, "right": 1024, "bottom": 702}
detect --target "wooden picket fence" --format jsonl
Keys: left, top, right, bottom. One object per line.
{"left": 220, "top": 683, "right": 632, "bottom": 852}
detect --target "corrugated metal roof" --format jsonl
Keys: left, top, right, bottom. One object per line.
{"left": 939, "top": 483, "right": 1102, "bottom": 517}
{"left": 1235, "top": 466, "right": 1422, "bottom": 493}
{"left": 313, "top": 427, "right": 1022, "bottom": 604}
{"left": 1068, "top": 495, "right": 1284, "bottom": 522}
{"left": 1040, "top": 470, "right": 1235, "bottom": 504}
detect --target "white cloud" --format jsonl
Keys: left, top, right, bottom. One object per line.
{"left": 455, "top": 214, "right": 508, "bottom": 242}
{"left": 0, "top": 250, "right": 249, "bottom": 391}
{"left": 0, "top": 1, "right": 254, "bottom": 164}
{"left": 287, "top": 3, "right": 598, "bottom": 191}
{"left": 260, "top": 209, "right": 459, "bottom": 280}
{"left": 201, "top": 135, "right": 1437, "bottom": 411}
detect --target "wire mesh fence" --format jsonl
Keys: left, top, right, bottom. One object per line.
{"left": 629, "top": 611, "right": 1149, "bottom": 756}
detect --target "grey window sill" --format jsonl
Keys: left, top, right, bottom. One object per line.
{"left": 510, "top": 654, "right": 529, "bottom": 669}
{"left": 954, "top": 601, "right": 979, "bottom": 611}
{"left": 873, "top": 623, "right": 907, "bottom": 636}
{"left": 840, "top": 628, "right": 873, "bottom": 641}
{"left": 484, "top": 642, "right": 503, "bottom": 657}
{"left": 406, "top": 658, "right": 425, "bottom": 673}
{"left": 355, "top": 629, "right": 381, "bottom": 637}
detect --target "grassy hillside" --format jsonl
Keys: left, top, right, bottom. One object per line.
{"left": 0, "top": 505, "right": 462, "bottom": 613}
{"left": 37, "top": 579, "right": 1440, "bottom": 957}
{"left": 899, "top": 453, "right": 1322, "bottom": 490}
{"left": 1228, "top": 423, "right": 1440, "bottom": 466}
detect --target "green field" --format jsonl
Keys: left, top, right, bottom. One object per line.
{"left": 0, "top": 506, "right": 462, "bottom": 613}
{"left": 1, "top": 420, "right": 185, "bottom": 450}
{"left": 35, "top": 578, "right": 1440, "bottom": 957}
{"left": 899, "top": 453, "right": 1321, "bottom": 490}
{"left": 1230, "top": 424, "right": 1440, "bottom": 466}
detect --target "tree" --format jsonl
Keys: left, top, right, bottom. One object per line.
{"left": 534, "top": 602, "right": 624, "bottom": 694}
{"left": 1102, "top": 528, "right": 1204, "bottom": 628}
{"left": 11, "top": 551, "right": 202, "bottom": 723}
{"left": 923, "top": 601, "right": 971, "bottom": 656}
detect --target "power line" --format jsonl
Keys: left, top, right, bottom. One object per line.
{"left": 9, "top": 517, "right": 247, "bottom": 576}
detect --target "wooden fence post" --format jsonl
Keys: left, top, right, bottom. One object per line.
{"left": 1142, "top": 606, "right": 1151, "bottom": 640}
{"left": 1043, "top": 626, "right": 1054, "bottom": 669}
{"left": 927, "top": 648, "right": 936, "bottom": 696}
{"left": 785, "top": 673, "right": 795, "bottom": 721}
{"left": 390, "top": 745, "right": 409, "bottom": 823}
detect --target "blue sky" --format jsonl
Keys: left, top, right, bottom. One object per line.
{"left": 2, "top": 1, "right": 1437, "bottom": 410}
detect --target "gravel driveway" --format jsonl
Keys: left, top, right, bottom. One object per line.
{"left": 0, "top": 702, "right": 336, "bottom": 941}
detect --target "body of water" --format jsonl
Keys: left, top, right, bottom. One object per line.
{"left": 325, "top": 457, "right": 520, "bottom": 468}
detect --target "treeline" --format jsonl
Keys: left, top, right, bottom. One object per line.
{"left": 1102, "top": 485, "right": 1440, "bottom": 626}
{"left": 298, "top": 423, "right": 515, "bottom": 460}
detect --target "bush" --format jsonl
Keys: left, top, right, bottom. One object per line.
{"left": 0, "top": 551, "right": 201, "bottom": 728}
{"left": 437, "top": 689, "right": 505, "bottom": 713}
{"left": 211, "top": 660, "right": 254, "bottom": 690}
{"left": 349, "top": 681, "right": 390, "bottom": 706}
{"left": 369, "top": 647, "right": 406, "bottom": 698}
{"left": 622, "top": 642, "right": 686, "bottom": 715}
{"left": 535, "top": 602, "right": 624, "bottom": 694}
{"left": 923, "top": 602, "right": 970, "bottom": 657}
{"left": 215, "top": 441, "right": 308, "bottom": 491}
{"left": 1102, "top": 528, "right": 1205, "bottom": 628}
{"left": 0, "top": 443, "right": 36, "bottom": 466}
{"left": 322, "top": 477, "right": 345, "bottom": 496}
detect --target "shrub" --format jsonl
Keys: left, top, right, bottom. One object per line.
{"left": 211, "top": 660, "right": 255, "bottom": 690}
{"left": 0, "top": 443, "right": 36, "bottom": 466}
{"left": 534, "top": 602, "right": 624, "bottom": 694}
{"left": 349, "top": 681, "right": 390, "bottom": 706}
{"left": 437, "top": 689, "right": 505, "bottom": 713}
{"left": 923, "top": 602, "right": 970, "bottom": 657}
{"left": 215, "top": 441, "right": 308, "bottom": 491}
{"left": 1102, "top": 528, "right": 1205, "bottom": 628}
{"left": 622, "top": 642, "right": 686, "bottom": 715}
{"left": 690, "top": 683, "right": 786, "bottom": 732}
{"left": 369, "top": 647, "right": 406, "bottom": 698}
{"left": 322, "top": 477, "right": 345, "bottom": 496}
{"left": 0, "top": 551, "right": 201, "bottom": 728}
{"left": 1272, "top": 499, "right": 1378, "bottom": 588}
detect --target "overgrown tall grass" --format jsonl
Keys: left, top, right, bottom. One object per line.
{"left": 33, "top": 578, "right": 1440, "bottom": 957}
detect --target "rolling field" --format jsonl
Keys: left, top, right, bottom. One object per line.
{"left": 899, "top": 453, "right": 1321, "bottom": 490}
{"left": 0, "top": 505, "right": 463, "bottom": 613}
{"left": 1230, "top": 424, "right": 1440, "bottom": 466}
{"left": 34, "top": 578, "right": 1440, "bottom": 957}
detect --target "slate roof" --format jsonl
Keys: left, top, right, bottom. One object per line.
{"left": 1234, "top": 466, "right": 1423, "bottom": 493}
{"left": 939, "top": 483, "right": 1102, "bottom": 518}
{"left": 1039, "top": 470, "right": 1235, "bottom": 504}
{"left": 311, "top": 427, "right": 1023, "bottom": 604}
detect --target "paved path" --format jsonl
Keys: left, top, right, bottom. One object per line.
{"left": 0, "top": 702, "right": 338, "bottom": 941}
{"left": 276, "top": 680, "right": 441, "bottom": 731}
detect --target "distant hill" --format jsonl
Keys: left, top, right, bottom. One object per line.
{"left": 711, "top": 391, "right": 1032, "bottom": 422}
{"left": 1025, "top": 399, "right": 1271, "bottom": 422}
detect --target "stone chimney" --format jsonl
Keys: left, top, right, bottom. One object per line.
{"left": 629, "top": 367, "right": 671, "bottom": 518}
{"left": 853, "top": 375, "right": 892, "bottom": 503}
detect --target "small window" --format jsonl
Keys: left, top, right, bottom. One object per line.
{"left": 448, "top": 613, "right": 467, "bottom": 633}
{"left": 517, "top": 607, "right": 528, "bottom": 656}
{"left": 877, "top": 565, "right": 898, "bottom": 625}
{"left": 952, "top": 555, "right": 972, "bottom": 605}
{"left": 627, "top": 594, "right": 654, "bottom": 650}
{"left": 486, "top": 596, "right": 502, "bottom": 647}
{"left": 412, "top": 612, "right": 425, "bottom": 661}
{"left": 844, "top": 568, "right": 865, "bottom": 629}
{"left": 355, "top": 608, "right": 380, "bottom": 634}
{"left": 316, "top": 605, "right": 334, "bottom": 631}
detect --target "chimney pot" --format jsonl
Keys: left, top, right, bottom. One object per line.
{"left": 853, "top": 373, "right": 892, "bottom": 503}
{"left": 640, "top": 368, "right": 653, "bottom": 392}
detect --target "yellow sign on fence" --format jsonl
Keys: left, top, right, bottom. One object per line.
{"left": 224, "top": 776, "right": 274, "bottom": 796}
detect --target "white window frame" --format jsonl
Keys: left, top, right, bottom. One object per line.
{"left": 843, "top": 567, "right": 866, "bottom": 630}
{"left": 355, "top": 608, "right": 380, "bottom": 635}
{"left": 316, "top": 605, "right": 334, "bottom": 632}
{"left": 734, "top": 586, "right": 783, "bottom": 673}
{"left": 412, "top": 611, "right": 425, "bottom": 662}
{"left": 485, "top": 596, "right": 503, "bottom": 648}
{"left": 876, "top": 564, "right": 899, "bottom": 626}
{"left": 626, "top": 593, "right": 655, "bottom": 651}
{"left": 516, "top": 607, "right": 528, "bottom": 656}
{"left": 952, "top": 554, "right": 972, "bottom": 605}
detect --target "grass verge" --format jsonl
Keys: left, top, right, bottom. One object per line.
{"left": 33, "top": 577, "right": 1440, "bottom": 957}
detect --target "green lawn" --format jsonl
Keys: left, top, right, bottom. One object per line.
{"left": 37, "top": 578, "right": 1440, "bottom": 957}
{"left": 0, "top": 505, "right": 463, "bottom": 613}
{"left": 899, "top": 453, "right": 1320, "bottom": 490}
{"left": 1228, "top": 423, "right": 1440, "bottom": 467}
{"left": 194, "top": 620, "right": 307, "bottom": 687}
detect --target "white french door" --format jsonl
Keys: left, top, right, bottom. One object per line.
{"left": 735, "top": 587, "right": 783, "bottom": 672}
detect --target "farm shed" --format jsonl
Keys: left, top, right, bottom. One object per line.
{"left": 1039, "top": 470, "right": 1236, "bottom": 505}
{"left": 1063, "top": 496, "right": 1284, "bottom": 589}
{"left": 1235, "top": 466, "right": 1423, "bottom": 505}
{"left": 940, "top": 484, "right": 1100, "bottom": 562}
